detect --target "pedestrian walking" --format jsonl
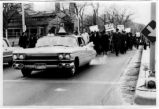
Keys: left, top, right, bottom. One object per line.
{"left": 101, "top": 31, "right": 109, "bottom": 55}
{"left": 112, "top": 29, "right": 121, "bottom": 56}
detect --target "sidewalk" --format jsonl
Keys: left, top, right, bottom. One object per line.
{"left": 134, "top": 47, "right": 156, "bottom": 105}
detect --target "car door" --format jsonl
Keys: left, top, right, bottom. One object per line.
{"left": 81, "top": 38, "right": 96, "bottom": 62}
{"left": 77, "top": 37, "right": 91, "bottom": 64}
{"left": 3, "top": 39, "right": 13, "bottom": 63}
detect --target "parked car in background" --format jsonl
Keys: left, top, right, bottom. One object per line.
{"left": 3, "top": 38, "right": 22, "bottom": 66}
{"left": 12, "top": 35, "right": 96, "bottom": 77}
{"left": 3, "top": 38, "right": 13, "bottom": 66}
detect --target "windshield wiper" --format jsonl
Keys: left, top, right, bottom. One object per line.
{"left": 53, "top": 45, "right": 70, "bottom": 47}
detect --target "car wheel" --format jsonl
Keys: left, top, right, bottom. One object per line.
{"left": 85, "top": 62, "right": 90, "bottom": 67}
{"left": 21, "top": 69, "right": 32, "bottom": 77}
{"left": 8, "top": 61, "right": 13, "bottom": 66}
{"left": 68, "top": 59, "right": 79, "bottom": 76}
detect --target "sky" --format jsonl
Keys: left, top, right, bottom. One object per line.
{"left": 33, "top": 1, "right": 151, "bottom": 25}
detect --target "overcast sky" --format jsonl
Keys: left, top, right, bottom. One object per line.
{"left": 33, "top": 1, "right": 151, "bottom": 25}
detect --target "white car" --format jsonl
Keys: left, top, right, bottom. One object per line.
{"left": 12, "top": 35, "right": 96, "bottom": 77}
{"left": 3, "top": 38, "right": 22, "bottom": 66}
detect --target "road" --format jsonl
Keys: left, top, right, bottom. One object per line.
{"left": 3, "top": 49, "right": 136, "bottom": 106}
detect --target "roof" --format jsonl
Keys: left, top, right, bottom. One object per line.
{"left": 29, "top": 11, "right": 56, "bottom": 18}
{"left": 12, "top": 11, "right": 56, "bottom": 19}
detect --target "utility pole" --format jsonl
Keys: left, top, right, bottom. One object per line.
{"left": 22, "top": 3, "right": 26, "bottom": 33}
{"left": 104, "top": 14, "right": 106, "bottom": 25}
{"left": 4, "top": 4, "right": 8, "bottom": 39}
{"left": 55, "top": 2, "right": 60, "bottom": 33}
{"left": 150, "top": 2, "right": 156, "bottom": 73}
{"left": 78, "top": 14, "right": 80, "bottom": 34}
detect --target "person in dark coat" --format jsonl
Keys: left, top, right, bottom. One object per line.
{"left": 136, "top": 36, "right": 140, "bottom": 49}
{"left": 101, "top": 31, "right": 109, "bottom": 55}
{"left": 29, "top": 33, "right": 38, "bottom": 48}
{"left": 109, "top": 31, "right": 114, "bottom": 53}
{"left": 128, "top": 33, "right": 133, "bottom": 50}
{"left": 120, "top": 31, "right": 124, "bottom": 54}
{"left": 120, "top": 31, "right": 127, "bottom": 54}
{"left": 89, "top": 32, "right": 97, "bottom": 52}
{"left": 112, "top": 29, "right": 121, "bottom": 56}
{"left": 94, "top": 32, "right": 100, "bottom": 54}
{"left": 18, "top": 32, "right": 28, "bottom": 48}
{"left": 98, "top": 32, "right": 103, "bottom": 55}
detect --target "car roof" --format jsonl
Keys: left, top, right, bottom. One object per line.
{"left": 56, "top": 34, "right": 82, "bottom": 37}
{"left": 41, "top": 34, "right": 82, "bottom": 39}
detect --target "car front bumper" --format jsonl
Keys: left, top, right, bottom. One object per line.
{"left": 13, "top": 60, "right": 74, "bottom": 70}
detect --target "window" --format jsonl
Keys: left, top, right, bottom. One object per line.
{"left": 3, "top": 39, "right": 9, "bottom": 48}
{"left": 78, "top": 37, "right": 85, "bottom": 46}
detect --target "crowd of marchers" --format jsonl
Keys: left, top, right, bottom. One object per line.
{"left": 18, "top": 28, "right": 149, "bottom": 56}
{"left": 81, "top": 28, "right": 149, "bottom": 56}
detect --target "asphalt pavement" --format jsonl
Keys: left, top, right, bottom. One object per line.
{"left": 3, "top": 49, "right": 137, "bottom": 106}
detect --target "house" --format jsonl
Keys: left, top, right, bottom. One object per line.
{"left": 9, "top": 11, "right": 76, "bottom": 38}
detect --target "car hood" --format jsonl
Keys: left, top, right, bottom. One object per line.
{"left": 13, "top": 46, "right": 80, "bottom": 54}
{"left": 7, "top": 47, "right": 23, "bottom": 52}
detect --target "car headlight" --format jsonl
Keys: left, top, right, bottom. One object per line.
{"left": 13, "top": 55, "right": 18, "bottom": 60}
{"left": 58, "top": 54, "right": 64, "bottom": 60}
{"left": 19, "top": 54, "right": 25, "bottom": 60}
{"left": 65, "top": 54, "right": 71, "bottom": 60}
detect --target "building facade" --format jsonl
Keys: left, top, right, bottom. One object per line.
{"left": 6, "top": 3, "right": 77, "bottom": 39}
{"left": 7, "top": 12, "right": 58, "bottom": 38}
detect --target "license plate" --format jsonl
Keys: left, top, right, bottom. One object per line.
{"left": 35, "top": 63, "right": 46, "bottom": 69}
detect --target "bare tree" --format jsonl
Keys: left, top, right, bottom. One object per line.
{"left": 83, "top": 15, "right": 94, "bottom": 27}
{"left": 51, "top": 3, "right": 74, "bottom": 33}
{"left": 99, "top": 7, "right": 134, "bottom": 28}
{"left": 91, "top": 3, "right": 99, "bottom": 25}
{"left": 73, "top": 3, "right": 88, "bottom": 32}
{"left": 3, "top": 3, "right": 21, "bottom": 38}
{"left": 56, "top": 2, "right": 88, "bottom": 33}
{"left": 3, "top": 3, "right": 35, "bottom": 38}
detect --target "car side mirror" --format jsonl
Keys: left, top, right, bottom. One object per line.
{"left": 88, "top": 42, "right": 94, "bottom": 47}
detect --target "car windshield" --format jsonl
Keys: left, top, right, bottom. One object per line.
{"left": 3, "top": 39, "right": 9, "bottom": 48}
{"left": 36, "top": 36, "right": 78, "bottom": 47}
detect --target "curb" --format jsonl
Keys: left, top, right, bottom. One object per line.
{"left": 120, "top": 46, "right": 143, "bottom": 104}
{"left": 134, "top": 48, "right": 156, "bottom": 105}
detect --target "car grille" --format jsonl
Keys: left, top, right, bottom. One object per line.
{"left": 26, "top": 54, "right": 58, "bottom": 60}
{"left": 15, "top": 60, "right": 73, "bottom": 65}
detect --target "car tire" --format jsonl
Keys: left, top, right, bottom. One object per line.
{"left": 68, "top": 59, "right": 79, "bottom": 76}
{"left": 85, "top": 62, "right": 90, "bottom": 67}
{"left": 21, "top": 69, "right": 32, "bottom": 77}
{"left": 8, "top": 61, "right": 13, "bottom": 66}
